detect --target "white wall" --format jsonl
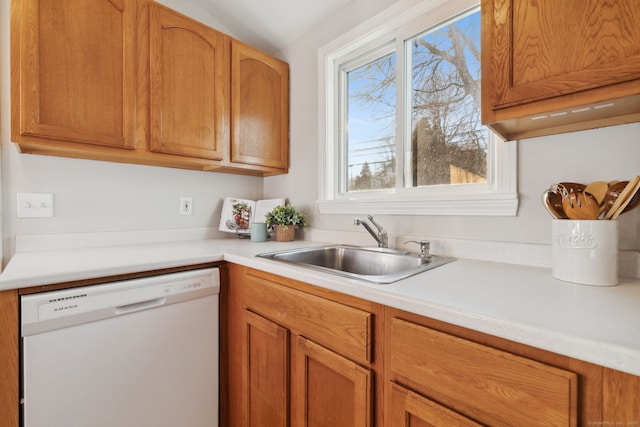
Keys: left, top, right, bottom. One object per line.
{"left": 269, "top": 0, "right": 640, "bottom": 249}
{"left": 2, "top": 0, "right": 639, "bottom": 268}
{"left": 0, "top": 0, "right": 262, "bottom": 265}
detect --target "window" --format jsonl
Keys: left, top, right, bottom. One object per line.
{"left": 346, "top": 49, "right": 397, "bottom": 192}
{"left": 318, "top": 0, "right": 518, "bottom": 216}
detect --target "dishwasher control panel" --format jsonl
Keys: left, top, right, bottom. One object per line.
{"left": 21, "top": 268, "right": 219, "bottom": 335}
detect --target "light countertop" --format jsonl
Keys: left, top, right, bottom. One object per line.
{"left": 2, "top": 238, "right": 639, "bottom": 377}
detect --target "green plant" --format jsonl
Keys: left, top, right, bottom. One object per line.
{"left": 265, "top": 204, "right": 308, "bottom": 230}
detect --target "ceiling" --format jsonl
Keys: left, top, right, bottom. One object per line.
{"left": 187, "top": 0, "right": 353, "bottom": 53}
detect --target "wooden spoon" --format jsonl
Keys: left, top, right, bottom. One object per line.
{"left": 584, "top": 181, "right": 608, "bottom": 206}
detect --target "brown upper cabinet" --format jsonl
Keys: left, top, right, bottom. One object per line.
{"left": 11, "top": 0, "right": 289, "bottom": 176}
{"left": 481, "top": 0, "right": 640, "bottom": 141}
{"left": 11, "top": 0, "right": 137, "bottom": 151}
{"left": 147, "top": 2, "right": 228, "bottom": 161}
{"left": 230, "top": 40, "right": 289, "bottom": 172}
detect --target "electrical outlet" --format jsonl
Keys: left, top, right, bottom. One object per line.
{"left": 180, "top": 197, "right": 193, "bottom": 215}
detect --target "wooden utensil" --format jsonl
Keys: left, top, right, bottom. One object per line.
{"left": 608, "top": 176, "right": 640, "bottom": 220}
{"left": 584, "top": 181, "right": 608, "bottom": 205}
{"left": 562, "top": 187, "right": 600, "bottom": 220}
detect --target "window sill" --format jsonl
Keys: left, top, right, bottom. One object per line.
{"left": 317, "top": 193, "right": 519, "bottom": 216}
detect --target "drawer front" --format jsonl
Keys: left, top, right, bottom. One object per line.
{"left": 389, "top": 318, "right": 577, "bottom": 427}
{"left": 245, "top": 273, "right": 372, "bottom": 364}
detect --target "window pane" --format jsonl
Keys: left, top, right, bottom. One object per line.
{"left": 409, "top": 9, "right": 487, "bottom": 187}
{"left": 346, "top": 53, "right": 396, "bottom": 192}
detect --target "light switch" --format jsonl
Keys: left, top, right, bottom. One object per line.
{"left": 17, "top": 193, "right": 54, "bottom": 218}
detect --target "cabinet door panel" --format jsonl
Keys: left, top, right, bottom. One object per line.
{"left": 387, "top": 382, "right": 482, "bottom": 427}
{"left": 389, "top": 317, "right": 577, "bottom": 426}
{"left": 487, "top": 0, "right": 640, "bottom": 109}
{"left": 231, "top": 40, "right": 288, "bottom": 170}
{"left": 245, "top": 310, "right": 289, "bottom": 427}
{"left": 149, "top": 3, "right": 228, "bottom": 160}
{"left": 17, "top": 0, "right": 135, "bottom": 148}
{"left": 294, "top": 337, "right": 371, "bottom": 427}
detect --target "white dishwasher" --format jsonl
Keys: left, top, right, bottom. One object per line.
{"left": 20, "top": 268, "right": 219, "bottom": 427}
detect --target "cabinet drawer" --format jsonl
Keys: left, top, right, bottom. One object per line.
{"left": 245, "top": 273, "right": 372, "bottom": 364}
{"left": 389, "top": 318, "right": 577, "bottom": 426}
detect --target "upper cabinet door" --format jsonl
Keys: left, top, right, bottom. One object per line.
{"left": 231, "top": 40, "right": 289, "bottom": 171}
{"left": 482, "top": 0, "right": 640, "bottom": 140}
{"left": 148, "top": 3, "right": 229, "bottom": 160}
{"left": 487, "top": 0, "right": 640, "bottom": 108}
{"left": 15, "top": 0, "right": 136, "bottom": 149}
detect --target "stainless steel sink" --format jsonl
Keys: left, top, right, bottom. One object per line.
{"left": 257, "top": 245, "right": 454, "bottom": 284}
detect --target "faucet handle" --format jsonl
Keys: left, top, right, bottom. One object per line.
{"left": 367, "top": 215, "right": 384, "bottom": 233}
{"left": 405, "top": 240, "right": 431, "bottom": 260}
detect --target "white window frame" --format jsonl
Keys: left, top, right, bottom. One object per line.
{"left": 317, "top": 0, "right": 518, "bottom": 216}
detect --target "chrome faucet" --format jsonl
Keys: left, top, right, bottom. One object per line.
{"left": 354, "top": 215, "right": 388, "bottom": 248}
{"left": 405, "top": 240, "right": 432, "bottom": 261}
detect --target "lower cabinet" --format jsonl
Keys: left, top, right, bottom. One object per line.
{"left": 226, "top": 264, "right": 378, "bottom": 427}
{"left": 386, "top": 315, "right": 578, "bottom": 426}
{"left": 223, "top": 264, "right": 640, "bottom": 427}
{"left": 244, "top": 309, "right": 373, "bottom": 426}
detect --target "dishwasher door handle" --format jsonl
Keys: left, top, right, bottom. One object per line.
{"left": 115, "top": 297, "right": 167, "bottom": 314}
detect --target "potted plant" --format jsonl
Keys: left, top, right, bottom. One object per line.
{"left": 265, "top": 204, "right": 308, "bottom": 242}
